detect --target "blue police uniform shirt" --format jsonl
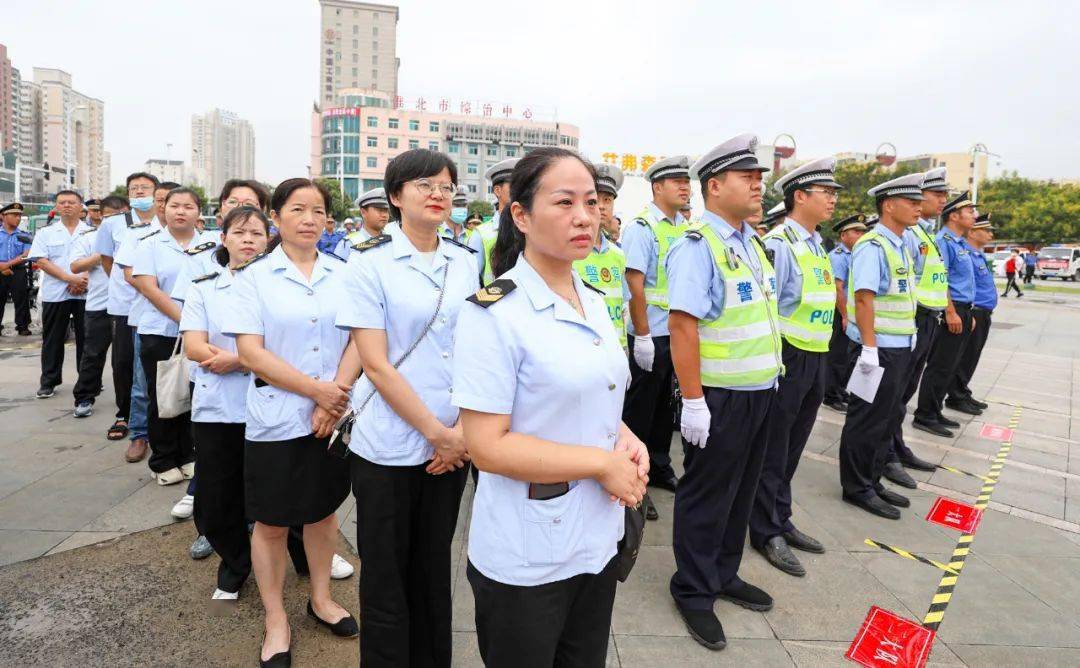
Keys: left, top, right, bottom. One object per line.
{"left": 69, "top": 228, "right": 109, "bottom": 312}
{"left": 317, "top": 229, "right": 345, "bottom": 254}
{"left": 936, "top": 228, "right": 976, "bottom": 303}
{"left": 27, "top": 220, "right": 92, "bottom": 303}
{"left": 666, "top": 209, "right": 778, "bottom": 391}
{"left": 222, "top": 246, "right": 351, "bottom": 442}
{"left": 178, "top": 268, "right": 251, "bottom": 424}
{"left": 452, "top": 254, "right": 628, "bottom": 587}
{"left": 970, "top": 248, "right": 998, "bottom": 311}
{"left": 621, "top": 202, "right": 686, "bottom": 337}
{"left": 829, "top": 245, "right": 852, "bottom": 285}
{"left": 95, "top": 213, "right": 161, "bottom": 317}
{"left": 129, "top": 228, "right": 220, "bottom": 337}
{"left": 844, "top": 224, "right": 914, "bottom": 349}
{"left": 335, "top": 222, "right": 479, "bottom": 466}
{"left": 0, "top": 226, "right": 32, "bottom": 262}
{"left": 1023, "top": 252, "right": 1036, "bottom": 267}
{"left": 764, "top": 218, "right": 827, "bottom": 318}
{"left": 903, "top": 218, "right": 935, "bottom": 279}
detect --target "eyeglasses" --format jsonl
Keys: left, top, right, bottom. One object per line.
{"left": 224, "top": 198, "right": 261, "bottom": 208}
{"left": 410, "top": 179, "right": 456, "bottom": 197}
{"left": 804, "top": 188, "right": 839, "bottom": 201}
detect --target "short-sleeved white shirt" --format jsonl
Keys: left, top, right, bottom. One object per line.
{"left": 68, "top": 228, "right": 108, "bottom": 312}
{"left": 95, "top": 213, "right": 160, "bottom": 316}
{"left": 129, "top": 228, "right": 220, "bottom": 337}
{"left": 27, "top": 220, "right": 91, "bottom": 302}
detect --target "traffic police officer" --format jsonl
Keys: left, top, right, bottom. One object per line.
{"left": 883, "top": 168, "right": 950, "bottom": 488}
{"left": 666, "top": 134, "right": 779, "bottom": 650}
{"left": 759, "top": 202, "right": 786, "bottom": 235}
{"left": 750, "top": 157, "right": 843, "bottom": 577}
{"left": 822, "top": 213, "right": 867, "bottom": 412}
{"left": 622, "top": 154, "right": 691, "bottom": 493}
{"left": 332, "top": 188, "right": 390, "bottom": 259}
{"left": 573, "top": 163, "right": 627, "bottom": 351}
{"left": 0, "top": 202, "right": 33, "bottom": 336}
{"left": 475, "top": 157, "right": 518, "bottom": 283}
{"left": 914, "top": 191, "right": 979, "bottom": 435}
{"left": 839, "top": 172, "right": 924, "bottom": 520}
{"left": 949, "top": 213, "right": 995, "bottom": 409}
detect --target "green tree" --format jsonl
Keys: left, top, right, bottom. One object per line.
{"left": 184, "top": 183, "right": 208, "bottom": 211}
{"left": 468, "top": 199, "right": 494, "bottom": 221}
{"left": 109, "top": 184, "right": 127, "bottom": 198}
{"left": 314, "top": 177, "right": 353, "bottom": 220}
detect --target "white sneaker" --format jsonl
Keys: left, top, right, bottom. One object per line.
{"left": 330, "top": 553, "right": 355, "bottom": 579}
{"left": 171, "top": 494, "right": 194, "bottom": 519}
{"left": 211, "top": 588, "right": 238, "bottom": 601}
{"left": 155, "top": 468, "right": 185, "bottom": 486}
{"left": 180, "top": 461, "right": 195, "bottom": 480}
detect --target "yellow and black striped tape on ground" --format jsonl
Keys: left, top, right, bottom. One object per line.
{"left": 863, "top": 539, "right": 959, "bottom": 575}
{"left": 922, "top": 407, "right": 1022, "bottom": 631}
{"left": 934, "top": 464, "right": 994, "bottom": 483}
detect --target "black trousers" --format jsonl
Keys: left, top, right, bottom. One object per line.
{"left": 949, "top": 308, "right": 992, "bottom": 402}
{"left": 839, "top": 347, "right": 913, "bottom": 500}
{"left": 110, "top": 316, "right": 134, "bottom": 420}
{"left": 749, "top": 343, "right": 825, "bottom": 548}
{"left": 351, "top": 456, "right": 467, "bottom": 668}
{"left": 624, "top": 335, "right": 676, "bottom": 479}
{"left": 72, "top": 310, "right": 111, "bottom": 405}
{"left": 671, "top": 387, "right": 773, "bottom": 610}
{"left": 889, "top": 307, "right": 940, "bottom": 462}
{"left": 1003, "top": 272, "right": 1022, "bottom": 296}
{"left": 0, "top": 265, "right": 30, "bottom": 331}
{"left": 915, "top": 303, "right": 973, "bottom": 422}
{"left": 1023, "top": 266, "right": 1035, "bottom": 284}
{"left": 191, "top": 421, "right": 251, "bottom": 593}
{"left": 40, "top": 299, "right": 85, "bottom": 389}
{"left": 467, "top": 557, "right": 617, "bottom": 668}
{"left": 139, "top": 333, "right": 194, "bottom": 473}
{"left": 824, "top": 308, "right": 855, "bottom": 403}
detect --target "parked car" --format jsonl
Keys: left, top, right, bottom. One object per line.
{"left": 1036, "top": 245, "right": 1080, "bottom": 281}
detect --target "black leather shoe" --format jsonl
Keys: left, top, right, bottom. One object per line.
{"left": 945, "top": 400, "right": 982, "bottom": 416}
{"left": 759, "top": 536, "right": 805, "bottom": 577}
{"left": 883, "top": 461, "right": 917, "bottom": 489}
{"left": 899, "top": 453, "right": 936, "bottom": 472}
{"left": 718, "top": 578, "right": 773, "bottom": 611}
{"left": 912, "top": 418, "right": 953, "bottom": 438}
{"left": 675, "top": 605, "right": 726, "bottom": 650}
{"left": 649, "top": 471, "right": 679, "bottom": 493}
{"left": 643, "top": 493, "right": 659, "bottom": 521}
{"left": 967, "top": 398, "right": 989, "bottom": 410}
{"left": 936, "top": 414, "right": 961, "bottom": 428}
{"left": 876, "top": 487, "right": 911, "bottom": 508}
{"left": 843, "top": 493, "right": 901, "bottom": 520}
{"left": 783, "top": 527, "right": 825, "bottom": 554}
{"left": 823, "top": 398, "right": 848, "bottom": 414}
{"left": 307, "top": 600, "right": 359, "bottom": 638}
{"left": 260, "top": 650, "right": 292, "bottom": 668}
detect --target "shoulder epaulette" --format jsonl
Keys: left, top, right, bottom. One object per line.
{"left": 686, "top": 229, "right": 704, "bottom": 240}
{"left": 467, "top": 279, "right": 516, "bottom": 308}
{"left": 185, "top": 241, "right": 216, "bottom": 255}
{"left": 79, "top": 228, "right": 96, "bottom": 236}
{"left": 634, "top": 217, "right": 649, "bottom": 227}
{"left": 580, "top": 281, "right": 604, "bottom": 296}
{"left": 442, "top": 236, "right": 477, "bottom": 253}
{"left": 352, "top": 234, "right": 391, "bottom": 252}
{"left": 783, "top": 226, "right": 800, "bottom": 245}
{"left": 192, "top": 271, "right": 220, "bottom": 284}
{"left": 233, "top": 251, "right": 268, "bottom": 271}
{"left": 866, "top": 238, "right": 884, "bottom": 249}
{"left": 765, "top": 248, "right": 776, "bottom": 266}
{"left": 140, "top": 229, "right": 161, "bottom": 241}
{"left": 323, "top": 251, "right": 346, "bottom": 262}
{"left": 130, "top": 222, "right": 151, "bottom": 229}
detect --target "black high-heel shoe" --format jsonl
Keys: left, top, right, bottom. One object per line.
{"left": 307, "top": 600, "right": 359, "bottom": 638}
{"left": 259, "top": 626, "right": 292, "bottom": 667}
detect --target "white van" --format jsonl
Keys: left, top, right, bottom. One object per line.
{"left": 1036, "top": 246, "right": 1080, "bottom": 281}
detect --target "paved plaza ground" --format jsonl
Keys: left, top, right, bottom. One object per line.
{"left": 2, "top": 289, "right": 1080, "bottom": 666}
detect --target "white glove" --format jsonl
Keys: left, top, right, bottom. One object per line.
{"left": 680, "top": 396, "right": 711, "bottom": 448}
{"left": 633, "top": 334, "right": 655, "bottom": 372}
{"left": 856, "top": 345, "right": 879, "bottom": 374}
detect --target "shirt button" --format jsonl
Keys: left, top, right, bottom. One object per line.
{"left": 593, "top": 338, "right": 601, "bottom": 346}
{"left": 307, "top": 290, "right": 314, "bottom": 296}
{"left": 440, "top": 316, "right": 447, "bottom": 323}
{"left": 448, "top": 387, "right": 453, "bottom": 394}
{"left": 608, "top": 383, "right": 616, "bottom": 391}
{"left": 313, "top": 346, "right": 319, "bottom": 352}
{"left": 310, "top": 317, "right": 317, "bottom": 323}
{"left": 441, "top": 351, "right": 449, "bottom": 359}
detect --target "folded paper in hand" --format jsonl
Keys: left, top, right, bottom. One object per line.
{"left": 847, "top": 364, "right": 884, "bottom": 403}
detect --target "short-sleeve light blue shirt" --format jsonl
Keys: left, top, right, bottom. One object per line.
{"left": 222, "top": 246, "right": 351, "bottom": 442}
{"left": 99, "top": 214, "right": 161, "bottom": 316}
{"left": 763, "top": 218, "right": 827, "bottom": 318}
{"left": 452, "top": 255, "right": 628, "bottom": 586}
{"left": 69, "top": 228, "right": 109, "bottom": 312}
{"left": 27, "top": 220, "right": 91, "bottom": 303}
{"left": 937, "top": 228, "right": 976, "bottom": 303}
{"left": 130, "top": 229, "right": 220, "bottom": 337}
{"left": 845, "top": 224, "right": 914, "bottom": 349}
{"left": 335, "top": 222, "right": 479, "bottom": 466}
{"left": 829, "top": 245, "right": 852, "bottom": 285}
{"left": 178, "top": 269, "right": 251, "bottom": 424}
{"left": 621, "top": 202, "right": 686, "bottom": 337}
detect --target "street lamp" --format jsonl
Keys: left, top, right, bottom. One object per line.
{"left": 969, "top": 143, "right": 1001, "bottom": 203}
{"left": 67, "top": 104, "right": 88, "bottom": 189}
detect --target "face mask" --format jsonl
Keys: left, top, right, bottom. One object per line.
{"left": 450, "top": 207, "right": 468, "bottom": 224}
{"left": 130, "top": 196, "right": 154, "bottom": 212}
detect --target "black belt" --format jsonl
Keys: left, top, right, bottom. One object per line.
{"left": 952, "top": 301, "right": 972, "bottom": 308}
{"left": 971, "top": 306, "right": 993, "bottom": 313}
{"left": 915, "top": 304, "right": 941, "bottom": 316}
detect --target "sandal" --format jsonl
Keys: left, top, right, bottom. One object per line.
{"left": 107, "top": 420, "right": 129, "bottom": 441}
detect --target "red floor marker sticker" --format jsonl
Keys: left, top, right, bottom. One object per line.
{"left": 926, "top": 497, "right": 983, "bottom": 534}
{"left": 846, "top": 606, "right": 935, "bottom": 667}
{"left": 979, "top": 423, "right": 1014, "bottom": 441}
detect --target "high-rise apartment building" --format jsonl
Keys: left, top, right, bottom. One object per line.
{"left": 318, "top": 0, "right": 399, "bottom": 105}
{"left": 190, "top": 108, "right": 256, "bottom": 196}
{"left": 16, "top": 75, "right": 43, "bottom": 198}
{"left": 34, "top": 68, "right": 109, "bottom": 197}
{"left": 0, "top": 44, "right": 14, "bottom": 154}
{"left": 144, "top": 158, "right": 188, "bottom": 185}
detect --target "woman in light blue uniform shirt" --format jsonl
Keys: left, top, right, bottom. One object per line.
{"left": 336, "top": 149, "right": 478, "bottom": 666}
{"left": 223, "top": 179, "right": 361, "bottom": 668}
{"left": 454, "top": 148, "right": 650, "bottom": 666}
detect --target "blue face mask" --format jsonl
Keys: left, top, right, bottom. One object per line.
{"left": 450, "top": 207, "right": 468, "bottom": 224}
{"left": 130, "top": 196, "right": 154, "bottom": 212}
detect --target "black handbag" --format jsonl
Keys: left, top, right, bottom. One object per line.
{"left": 613, "top": 503, "right": 646, "bottom": 582}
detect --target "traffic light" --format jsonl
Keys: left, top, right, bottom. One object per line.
{"left": 43, "top": 162, "right": 50, "bottom": 182}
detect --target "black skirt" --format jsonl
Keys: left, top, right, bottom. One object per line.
{"left": 244, "top": 433, "right": 350, "bottom": 526}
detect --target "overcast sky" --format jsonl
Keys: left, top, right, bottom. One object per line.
{"left": 4, "top": 1, "right": 1078, "bottom": 189}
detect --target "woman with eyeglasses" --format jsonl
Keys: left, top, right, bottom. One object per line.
{"left": 335, "top": 149, "right": 479, "bottom": 666}
{"left": 223, "top": 178, "right": 362, "bottom": 667}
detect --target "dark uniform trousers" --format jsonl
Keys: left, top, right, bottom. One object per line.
{"left": 750, "top": 342, "right": 825, "bottom": 548}
{"left": 671, "top": 387, "right": 773, "bottom": 610}
{"left": 467, "top": 557, "right": 617, "bottom": 667}
{"left": 139, "top": 334, "right": 194, "bottom": 473}
{"left": 72, "top": 310, "right": 112, "bottom": 406}
{"left": 191, "top": 422, "right": 250, "bottom": 593}
{"left": 889, "top": 307, "right": 941, "bottom": 461}
{"left": 824, "top": 307, "right": 855, "bottom": 403}
{"left": 0, "top": 265, "right": 31, "bottom": 331}
{"left": 624, "top": 335, "right": 677, "bottom": 479}
{"left": 40, "top": 299, "right": 85, "bottom": 389}
{"left": 915, "top": 303, "right": 973, "bottom": 423}
{"left": 948, "top": 307, "right": 992, "bottom": 403}
{"left": 109, "top": 315, "right": 134, "bottom": 421}
{"left": 351, "top": 456, "right": 467, "bottom": 667}
{"left": 840, "top": 347, "right": 913, "bottom": 499}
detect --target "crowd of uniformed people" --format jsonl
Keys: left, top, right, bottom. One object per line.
{"left": 0, "top": 132, "right": 1002, "bottom": 664}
